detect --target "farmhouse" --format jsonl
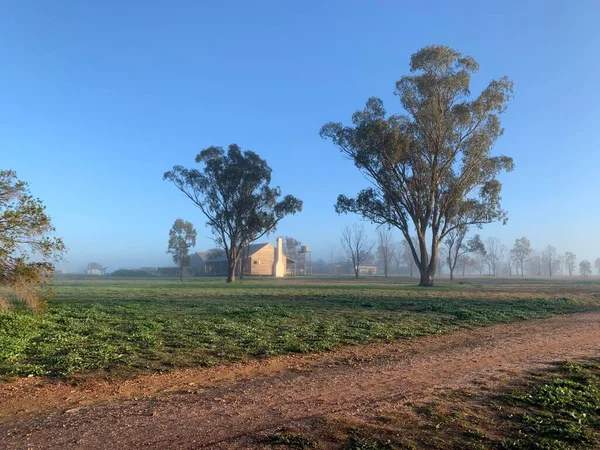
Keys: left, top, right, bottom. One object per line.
{"left": 86, "top": 262, "right": 107, "bottom": 275}
{"left": 190, "top": 237, "right": 295, "bottom": 277}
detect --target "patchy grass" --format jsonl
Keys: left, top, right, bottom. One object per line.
{"left": 291, "top": 359, "right": 600, "bottom": 449}
{"left": 0, "top": 277, "right": 599, "bottom": 379}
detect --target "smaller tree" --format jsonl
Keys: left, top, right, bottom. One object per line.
{"left": 391, "top": 242, "right": 403, "bottom": 275}
{"left": 340, "top": 224, "right": 374, "bottom": 278}
{"left": 457, "top": 255, "right": 474, "bottom": 276}
{"left": 580, "top": 260, "right": 592, "bottom": 277}
{"left": 376, "top": 227, "right": 394, "bottom": 277}
{"left": 541, "top": 245, "right": 556, "bottom": 277}
{"left": 485, "top": 237, "right": 505, "bottom": 276}
{"left": 167, "top": 219, "right": 197, "bottom": 281}
{"left": 444, "top": 228, "right": 484, "bottom": 280}
{"left": 512, "top": 237, "right": 532, "bottom": 277}
{"left": 0, "top": 170, "right": 66, "bottom": 310}
{"left": 565, "top": 252, "right": 577, "bottom": 276}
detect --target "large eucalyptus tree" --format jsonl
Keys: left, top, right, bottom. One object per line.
{"left": 320, "top": 45, "right": 514, "bottom": 286}
{"left": 164, "top": 144, "right": 302, "bottom": 283}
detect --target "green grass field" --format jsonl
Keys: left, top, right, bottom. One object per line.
{"left": 1, "top": 276, "right": 599, "bottom": 379}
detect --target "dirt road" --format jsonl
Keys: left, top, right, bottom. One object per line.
{"left": 2, "top": 312, "right": 600, "bottom": 449}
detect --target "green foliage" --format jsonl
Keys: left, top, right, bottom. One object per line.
{"left": 0, "top": 278, "right": 594, "bottom": 379}
{"left": 0, "top": 170, "right": 65, "bottom": 310}
{"left": 167, "top": 218, "right": 197, "bottom": 281}
{"left": 502, "top": 362, "right": 600, "bottom": 449}
{"left": 320, "top": 45, "right": 514, "bottom": 286}
{"left": 164, "top": 144, "right": 302, "bottom": 282}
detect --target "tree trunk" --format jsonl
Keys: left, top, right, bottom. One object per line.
{"left": 449, "top": 266, "right": 454, "bottom": 280}
{"left": 179, "top": 265, "right": 183, "bottom": 281}
{"left": 419, "top": 266, "right": 434, "bottom": 287}
{"left": 227, "top": 266, "right": 236, "bottom": 283}
{"left": 227, "top": 252, "right": 238, "bottom": 283}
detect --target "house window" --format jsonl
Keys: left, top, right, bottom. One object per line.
{"left": 253, "top": 260, "right": 261, "bottom": 265}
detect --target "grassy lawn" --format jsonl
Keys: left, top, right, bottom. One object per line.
{"left": 1, "top": 276, "right": 599, "bottom": 379}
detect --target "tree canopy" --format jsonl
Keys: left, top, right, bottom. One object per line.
{"left": 167, "top": 218, "right": 197, "bottom": 281}
{"left": 0, "top": 170, "right": 65, "bottom": 310}
{"left": 320, "top": 45, "right": 514, "bottom": 286}
{"left": 164, "top": 144, "right": 302, "bottom": 282}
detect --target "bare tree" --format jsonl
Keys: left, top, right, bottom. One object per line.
{"left": 376, "top": 227, "right": 394, "bottom": 277}
{"left": 507, "top": 250, "right": 515, "bottom": 276}
{"left": 541, "top": 245, "right": 556, "bottom": 277}
{"left": 485, "top": 237, "right": 505, "bottom": 276}
{"left": 283, "top": 236, "right": 301, "bottom": 275}
{"left": 444, "top": 228, "right": 484, "bottom": 280}
{"left": 565, "top": 252, "right": 577, "bottom": 276}
{"left": 391, "top": 242, "right": 403, "bottom": 275}
{"left": 473, "top": 251, "right": 486, "bottom": 275}
{"left": 556, "top": 254, "right": 564, "bottom": 276}
{"left": 340, "top": 224, "right": 374, "bottom": 278}
{"left": 457, "top": 255, "right": 474, "bottom": 276}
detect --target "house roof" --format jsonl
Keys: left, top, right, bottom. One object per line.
{"left": 87, "top": 262, "right": 104, "bottom": 270}
{"left": 203, "top": 242, "right": 293, "bottom": 263}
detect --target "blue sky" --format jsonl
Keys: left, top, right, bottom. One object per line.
{"left": 1, "top": 0, "right": 599, "bottom": 272}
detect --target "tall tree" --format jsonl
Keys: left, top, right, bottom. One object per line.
{"left": 579, "top": 260, "right": 592, "bottom": 277}
{"left": 444, "top": 228, "right": 484, "bottom": 280}
{"left": 376, "top": 227, "right": 394, "bottom": 277}
{"left": 485, "top": 237, "right": 505, "bottom": 276}
{"left": 512, "top": 237, "right": 531, "bottom": 277}
{"left": 541, "top": 245, "right": 556, "bottom": 277}
{"left": 320, "top": 45, "right": 514, "bottom": 287}
{"left": 340, "top": 224, "right": 374, "bottom": 279}
{"left": 565, "top": 252, "right": 577, "bottom": 276}
{"left": 0, "top": 170, "right": 65, "bottom": 311}
{"left": 167, "top": 219, "right": 197, "bottom": 281}
{"left": 164, "top": 144, "right": 302, "bottom": 282}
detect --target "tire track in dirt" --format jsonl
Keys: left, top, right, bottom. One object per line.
{"left": 1, "top": 312, "right": 600, "bottom": 449}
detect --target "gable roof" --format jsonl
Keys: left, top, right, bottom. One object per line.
{"left": 191, "top": 252, "right": 209, "bottom": 260}
{"left": 204, "top": 243, "right": 274, "bottom": 262}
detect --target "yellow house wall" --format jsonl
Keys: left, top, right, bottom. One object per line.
{"left": 249, "top": 244, "right": 279, "bottom": 276}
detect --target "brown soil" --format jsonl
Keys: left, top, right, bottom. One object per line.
{"left": 2, "top": 312, "right": 600, "bottom": 449}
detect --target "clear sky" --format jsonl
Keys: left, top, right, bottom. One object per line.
{"left": 1, "top": 0, "right": 599, "bottom": 272}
